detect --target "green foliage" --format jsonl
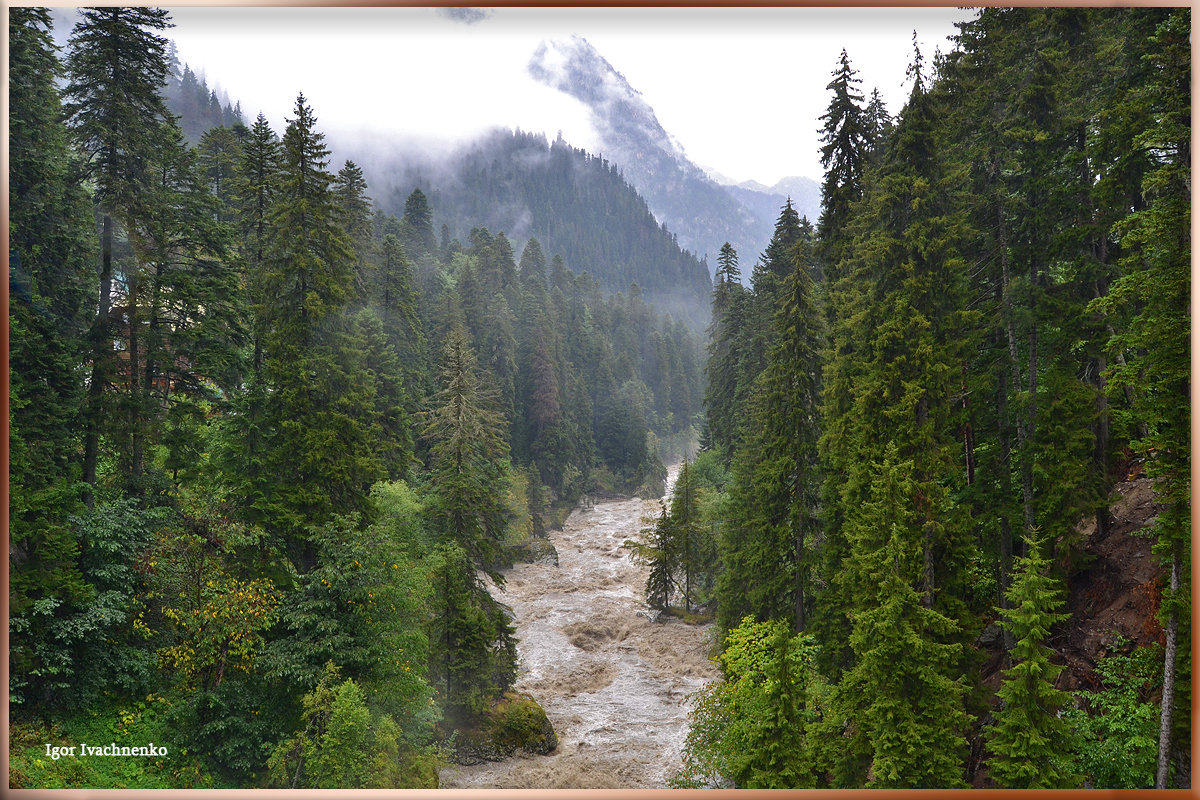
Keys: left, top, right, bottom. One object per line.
{"left": 265, "top": 513, "right": 434, "bottom": 725}
{"left": 674, "top": 617, "right": 821, "bottom": 788}
{"left": 717, "top": 215, "right": 822, "bottom": 633}
{"left": 629, "top": 460, "right": 717, "bottom": 612}
{"left": 984, "top": 533, "right": 1080, "bottom": 787}
{"left": 422, "top": 324, "right": 514, "bottom": 578}
{"left": 1066, "top": 643, "right": 1162, "bottom": 788}
{"left": 250, "top": 95, "right": 385, "bottom": 552}
{"left": 835, "top": 448, "right": 972, "bottom": 788}
{"left": 428, "top": 544, "right": 518, "bottom": 724}
{"left": 273, "top": 663, "right": 437, "bottom": 789}
{"left": 817, "top": 49, "right": 869, "bottom": 273}
{"left": 12, "top": 500, "right": 172, "bottom": 711}
{"left": 267, "top": 663, "right": 424, "bottom": 788}
{"left": 9, "top": 696, "right": 221, "bottom": 789}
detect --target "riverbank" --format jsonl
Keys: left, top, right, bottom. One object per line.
{"left": 439, "top": 468, "right": 719, "bottom": 788}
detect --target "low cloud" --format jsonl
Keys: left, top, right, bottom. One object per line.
{"left": 438, "top": 7, "right": 492, "bottom": 25}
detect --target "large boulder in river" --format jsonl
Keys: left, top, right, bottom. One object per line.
{"left": 450, "top": 692, "right": 558, "bottom": 765}
{"left": 508, "top": 538, "right": 559, "bottom": 566}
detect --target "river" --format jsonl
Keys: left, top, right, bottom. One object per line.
{"left": 439, "top": 466, "right": 720, "bottom": 789}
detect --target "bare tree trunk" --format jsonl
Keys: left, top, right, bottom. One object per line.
{"left": 82, "top": 212, "right": 114, "bottom": 504}
{"left": 1156, "top": 543, "right": 1180, "bottom": 788}
{"left": 129, "top": 278, "right": 143, "bottom": 485}
{"left": 998, "top": 199, "right": 1035, "bottom": 542}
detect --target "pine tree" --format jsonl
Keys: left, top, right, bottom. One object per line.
{"left": 63, "top": 5, "right": 176, "bottom": 494}
{"left": 985, "top": 533, "right": 1079, "bottom": 788}
{"left": 422, "top": 325, "right": 513, "bottom": 580}
{"left": 836, "top": 446, "right": 971, "bottom": 787}
{"left": 817, "top": 49, "right": 869, "bottom": 277}
{"left": 252, "top": 94, "right": 383, "bottom": 558}
{"left": 9, "top": 6, "right": 98, "bottom": 709}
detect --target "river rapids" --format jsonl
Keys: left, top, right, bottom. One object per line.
{"left": 439, "top": 466, "right": 720, "bottom": 788}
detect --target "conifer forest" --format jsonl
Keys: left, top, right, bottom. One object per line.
{"left": 8, "top": 5, "right": 1191, "bottom": 790}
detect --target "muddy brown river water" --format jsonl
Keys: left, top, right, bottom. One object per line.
{"left": 439, "top": 466, "right": 720, "bottom": 789}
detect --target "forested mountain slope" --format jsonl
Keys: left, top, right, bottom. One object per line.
{"left": 357, "top": 129, "right": 714, "bottom": 331}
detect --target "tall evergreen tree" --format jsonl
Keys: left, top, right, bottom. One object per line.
{"left": 718, "top": 222, "right": 822, "bottom": 634}
{"left": 422, "top": 324, "right": 513, "bottom": 580}
{"left": 985, "top": 533, "right": 1078, "bottom": 788}
{"left": 835, "top": 446, "right": 971, "bottom": 787}
{"left": 703, "top": 243, "right": 750, "bottom": 456}
{"left": 9, "top": 6, "right": 98, "bottom": 708}
{"left": 252, "top": 94, "right": 384, "bottom": 559}
{"left": 63, "top": 5, "right": 176, "bottom": 495}
{"left": 816, "top": 49, "right": 869, "bottom": 278}
{"left": 400, "top": 187, "right": 437, "bottom": 263}
{"left": 335, "top": 160, "right": 375, "bottom": 300}
{"left": 1089, "top": 9, "right": 1191, "bottom": 786}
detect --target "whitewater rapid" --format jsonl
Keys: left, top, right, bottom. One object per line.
{"left": 439, "top": 466, "right": 719, "bottom": 788}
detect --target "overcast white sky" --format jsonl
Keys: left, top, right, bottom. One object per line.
{"left": 153, "top": 6, "right": 971, "bottom": 186}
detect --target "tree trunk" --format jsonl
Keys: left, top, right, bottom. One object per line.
{"left": 997, "top": 194, "right": 1034, "bottom": 543}
{"left": 82, "top": 212, "right": 115, "bottom": 503}
{"left": 1155, "top": 543, "right": 1180, "bottom": 788}
{"left": 129, "top": 277, "right": 143, "bottom": 486}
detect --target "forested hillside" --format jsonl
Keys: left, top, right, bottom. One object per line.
{"left": 364, "top": 129, "right": 715, "bottom": 330}
{"left": 9, "top": 6, "right": 702, "bottom": 788}
{"left": 639, "top": 6, "right": 1190, "bottom": 789}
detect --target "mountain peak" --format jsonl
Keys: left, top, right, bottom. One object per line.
{"left": 528, "top": 36, "right": 692, "bottom": 175}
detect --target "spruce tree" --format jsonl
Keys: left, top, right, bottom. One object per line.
{"left": 985, "top": 533, "right": 1079, "bottom": 788}
{"left": 718, "top": 222, "right": 821, "bottom": 634}
{"left": 703, "top": 243, "right": 750, "bottom": 456}
{"left": 63, "top": 5, "right": 176, "bottom": 493}
{"left": 9, "top": 6, "right": 98, "bottom": 708}
{"left": 422, "top": 324, "right": 513, "bottom": 580}
{"left": 335, "top": 160, "right": 375, "bottom": 300}
{"left": 1089, "top": 9, "right": 1191, "bottom": 785}
{"left": 400, "top": 187, "right": 437, "bottom": 262}
{"left": 837, "top": 446, "right": 971, "bottom": 787}
{"left": 816, "top": 49, "right": 869, "bottom": 276}
{"left": 253, "top": 94, "right": 383, "bottom": 557}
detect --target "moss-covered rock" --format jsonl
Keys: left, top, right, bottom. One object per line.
{"left": 508, "top": 538, "right": 559, "bottom": 566}
{"left": 449, "top": 692, "right": 557, "bottom": 765}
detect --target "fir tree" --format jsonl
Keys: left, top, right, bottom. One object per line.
{"left": 253, "top": 94, "right": 383, "bottom": 558}
{"left": 816, "top": 49, "right": 869, "bottom": 277}
{"left": 985, "top": 533, "right": 1079, "bottom": 788}
{"left": 422, "top": 325, "right": 513, "bottom": 580}
{"left": 8, "top": 6, "right": 98, "bottom": 709}
{"left": 63, "top": 5, "right": 176, "bottom": 494}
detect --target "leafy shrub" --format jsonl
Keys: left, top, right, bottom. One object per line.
{"left": 1066, "top": 641, "right": 1162, "bottom": 788}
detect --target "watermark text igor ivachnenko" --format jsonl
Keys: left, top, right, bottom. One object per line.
{"left": 45, "top": 743, "right": 168, "bottom": 760}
